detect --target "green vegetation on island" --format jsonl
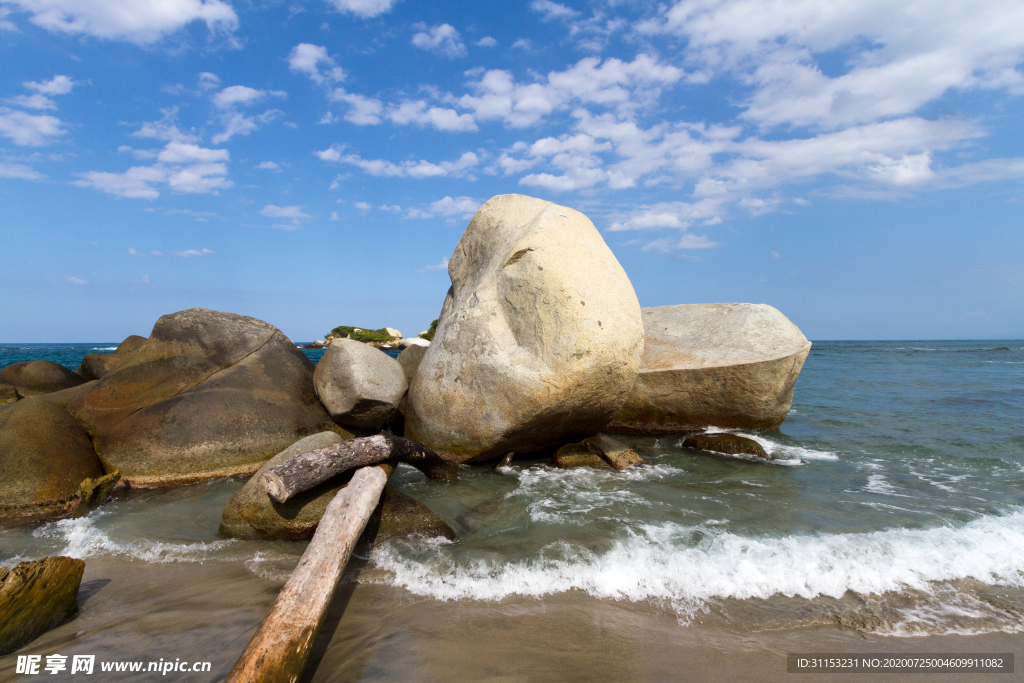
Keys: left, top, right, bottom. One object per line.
{"left": 326, "top": 326, "right": 395, "bottom": 343}
{"left": 419, "top": 319, "right": 438, "bottom": 341}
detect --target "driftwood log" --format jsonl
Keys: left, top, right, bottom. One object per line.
{"left": 262, "top": 433, "right": 455, "bottom": 503}
{"left": 225, "top": 463, "right": 392, "bottom": 683}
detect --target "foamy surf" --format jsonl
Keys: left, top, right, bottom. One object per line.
{"left": 699, "top": 427, "right": 839, "bottom": 464}
{"left": 369, "top": 510, "right": 1024, "bottom": 634}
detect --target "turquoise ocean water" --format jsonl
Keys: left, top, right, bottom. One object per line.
{"left": 2, "top": 340, "right": 1023, "bottom": 637}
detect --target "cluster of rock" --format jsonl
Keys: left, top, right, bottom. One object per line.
{"left": 305, "top": 327, "right": 430, "bottom": 352}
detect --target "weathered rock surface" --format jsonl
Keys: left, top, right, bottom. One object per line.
{"left": 683, "top": 433, "right": 770, "bottom": 460}
{"left": 0, "top": 361, "right": 86, "bottom": 398}
{"left": 552, "top": 443, "right": 610, "bottom": 469}
{"left": 76, "top": 335, "right": 149, "bottom": 381}
{"left": 314, "top": 339, "right": 407, "bottom": 428}
{"left": 0, "top": 385, "right": 105, "bottom": 527}
{"left": 396, "top": 345, "right": 428, "bottom": 388}
{"left": 385, "top": 327, "right": 402, "bottom": 339}
{"left": 66, "top": 308, "right": 347, "bottom": 487}
{"left": 405, "top": 194, "right": 644, "bottom": 462}
{"left": 0, "top": 384, "right": 16, "bottom": 407}
{"left": 582, "top": 435, "right": 644, "bottom": 469}
{"left": 220, "top": 431, "right": 457, "bottom": 543}
{"left": 0, "top": 556, "right": 85, "bottom": 656}
{"left": 611, "top": 303, "right": 811, "bottom": 432}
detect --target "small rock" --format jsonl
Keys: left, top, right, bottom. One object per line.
{"left": 76, "top": 354, "right": 119, "bottom": 380}
{"left": 682, "top": 433, "right": 770, "bottom": 460}
{"left": 359, "top": 488, "right": 458, "bottom": 547}
{"left": 552, "top": 443, "right": 610, "bottom": 469}
{"left": 0, "top": 360, "right": 86, "bottom": 398}
{"left": 314, "top": 338, "right": 407, "bottom": 428}
{"left": 496, "top": 451, "right": 514, "bottom": 468}
{"left": 582, "top": 435, "right": 644, "bottom": 469}
{"left": 0, "top": 556, "right": 85, "bottom": 656}
{"left": 115, "top": 335, "right": 147, "bottom": 355}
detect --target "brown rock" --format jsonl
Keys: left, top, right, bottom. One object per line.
{"left": 0, "top": 556, "right": 85, "bottom": 655}
{"left": 67, "top": 309, "right": 347, "bottom": 487}
{"left": 0, "top": 390, "right": 105, "bottom": 527}
{"left": 582, "top": 435, "right": 644, "bottom": 469}
{"left": 0, "top": 360, "right": 86, "bottom": 398}
{"left": 552, "top": 443, "right": 610, "bottom": 469}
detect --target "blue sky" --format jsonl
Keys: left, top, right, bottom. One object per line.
{"left": 1, "top": 0, "right": 1022, "bottom": 342}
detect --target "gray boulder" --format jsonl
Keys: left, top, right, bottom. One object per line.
{"left": 0, "top": 361, "right": 86, "bottom": 398}
{"left": 405, "top": 194, "right": 644, "bottom": 462}
{"left": 683, "top": 433, "right": 770, "bottom": 460}
{"left": 610, "top": 304, "right": 811, "bottom": 432}
{"left": 67, "top": 309, "right": 348, "bottom": 488}
{"left": 314, "top": 338, "right": 407, "bottom": 428}
{"left": 0, "top": 384, "right": 105, "bottom": 526}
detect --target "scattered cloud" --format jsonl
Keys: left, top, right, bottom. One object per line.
{"left": 170, "top": 248, "right": 214, "bottom": 257}
{"left": 212, "top": 85, "right": 286, "bottom": 109}
{"left": 428, "top": 195, "right": 481, "bottom": 218}
{"left": 475, "top": 36, "right": 497, "bottom": 47}
{"left": 417, "top": 256, "right": 449, "bottom": 273}
{"left": 0, "top": 162, "right": 44, "bottom": 179}
{"left": 259, "top": 204, "right": 312, "bottom": 229}
{"left": 329, "top": 89, "right": 383, "bottom": 125}
{"left": 25, "top": 75, "right": 75, "bottom": 95}
{"left": 386, "top": 100, "right": 476, "bottom": 132}
{"left": 336, "top": 151, "right": 479, "bottom": 178}
{"left": 64, "top": 276, "right": 87, "bottom": 285}
{"left": 3, "top": 0, "right": 238, "bottom": 44}
{"left": 354, "top": 201, "right": 372, "bottom": 211}
{"left": 288, "top": 43, "right": 344, "bottom": 84}
{"left": 197, "top": 72, "right": 220, "bottom": 90}
{"left": 412, "top": 23, "right": 466, "bottom": 59}
{"left": 0, "top": 108, "right": 66, "bottom": 145}
{"left": 256, "top": 160, "right": 281, "bottom": 171}
{"left": 323, "top": 0, "right": 395, "bottom": 19}
{"left": 530, "top": 0, "right": 580, "bottom": 22}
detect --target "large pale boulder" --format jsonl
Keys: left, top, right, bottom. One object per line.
{"left": 404, "top": 194, "right": 644, "bottom": 463}
{"left": 610, "top": 303, "right": 811, "bottom": 432}
{"left": 0, "top": 361, "right": 85, "bottom": 398}
{"left": 67, "top": 309, "right": 347, "bottom": 487}
{"left": 314, "top": 339, "right": 407, "bottom": 428}
{"left": 0, "top": 383, "right": 104, "bottom": 526}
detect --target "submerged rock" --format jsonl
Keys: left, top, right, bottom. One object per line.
{"left": 0, "top": 556, "right": 85, "bottom": 656}
{"left": 582, "top": 435, "right": 644, "bottom": 469}
{"left": 314, "top": 339, "right": 407, "bottom": 429}
{"left": 611, "top": 303, "right": 811, "bottom": 432}
{"left": 0, "top": 385, "right": 105, "bottom": 526}
{"left": 405, "top": 194, "right": 644, "bottom": 462}
{"left": 682, "top": 433, "right": 770, "bottom": 460}
{"left": 67, "top": 308, "right": 346, "bottom": 487}
{"left": 220, "top": 431, "right": 457, "bottom": 543}
{"left": 0, "top": 360, "right": 86, "bottom": 398}
{"left": 552, "top": 443, "right": 610, "bottom": 469}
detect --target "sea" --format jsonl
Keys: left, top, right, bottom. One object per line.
{"left": 1, "top": 340, "right": 1022, "bottom": 680}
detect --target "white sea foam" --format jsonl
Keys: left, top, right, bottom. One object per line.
{"left": 33, "top": 513, "right": 235, "bottom": 563}
{"left": 864, "top": 474, "right": 899, "bottom": 495}
{"left": 371, "top": 511, "right": 1024, "bottom": 630}
{"left": 92, "top": 346, "right": 118, "bottom": 351}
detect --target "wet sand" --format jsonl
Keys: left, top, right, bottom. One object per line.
{"left": 1, "top": 558, "right": 1018, "bottom": 682}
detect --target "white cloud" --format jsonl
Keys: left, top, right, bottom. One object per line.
{"left": 4, "top": 0, "right": 238, "bottom": 44}
{"left": 530, "top": 0, "right": 580, "bottom": 21}
{"left": 386, "top": 100, "right": 476, "bottom": 132}
{"left": 429, "top": 195, "right": 481, "bottom": 217}
{"left": 330, "top": 89, "right": 383, "bottom": 125}
{"left": 0, "top": 108, "right": 65, "bottom": 145}
{"left": 641, "top": 0, "right": 1024, "bottom": 130}
{"left": 412, "top": 23, "right": 467, "bottom": 59}
{"left": 511, "top": 38, "right": 532, "bottom": 51}
{"left": 157, "top": 141, "right": 228, "bottom": 164}
{"left": 132, "top": 107, "right": 198, "bottom": 143}
{"left": 256, "top": 161, "right": 281, "bottom": 171}
{"left": 0, "top": 162, "right": 43, "bottom": 180}
{"left": 354, "top": 201, "right": 372, "bottom": 211}
{"left": 171, "top": 248, "right": 213, "bottom": 257}
{"left": 315, "top": 144, "right": 345, "bottom": 162}
{"left": 676, "top": 234, "right": 719, "bottom": 249}
{"left": 259, "top": 204, "right": 312, "bottom": 220}
{"left": 211, "top": 109, "right": 282, "bottom": 144}
{"left": 339, "top": 151, "right": 479, "bottom": 178}
{"left": 197, "top": 72, "right": 220, "bottom": 90}
{"left": 417, "top": 256, "right": 449, "bottom": 272}
{"left": 24, "top": 75, "right": 74, "bottom": 95}
{"left": 324, "top": 0, "right": 394, "bottom": 19}
{"left": 476, "top": 36, "right": 496, "bottom": 47}
{"left": 212, "top": 85, "right": 285, "bottom": 109}
{"left": 6, "top": 94, "right": 56, "bottom": 109}
{"left": 288, "top": 43, "right": 344, "bottom": 85}
{"left": 65, "top": 276, "right": 87, "bottom": 285}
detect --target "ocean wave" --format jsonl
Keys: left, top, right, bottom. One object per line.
{"left": 33, "top": 512, "right": 236, "bottom": 563}
{"left": 92, "top": 346, "right": 118, "bottom": 351}
{"left": 699, "top": 428, "right": 838, "bottom": 463}
{"left": 370, "top": 511, "right": 1024, "bottom": 631}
